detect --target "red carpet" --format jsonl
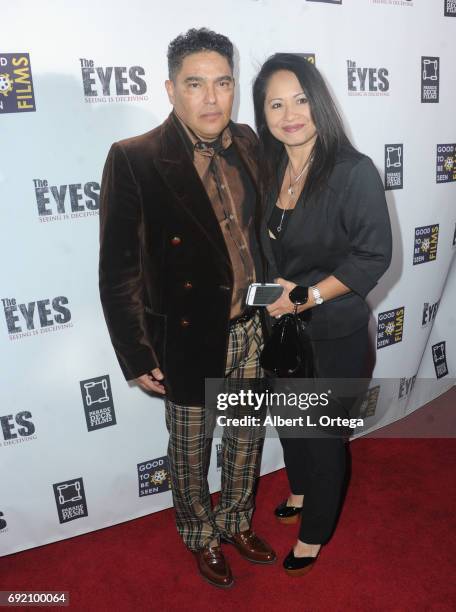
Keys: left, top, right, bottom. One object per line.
{"left": 1, "top": 390, "right": 456, "bottom": 611}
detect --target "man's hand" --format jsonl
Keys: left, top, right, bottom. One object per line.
{"left": 135, "top": 368, "right": 166, "bottom": 395}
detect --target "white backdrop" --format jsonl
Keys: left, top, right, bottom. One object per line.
{"left": 1, "top": 0, "right": 455, "bottom": 556}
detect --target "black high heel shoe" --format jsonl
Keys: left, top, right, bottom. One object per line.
{"left": 283, "top": 548, "right": 319, "bottom": 577}
{"left": 274, "top": 500, "right": 303, "bottom": 524}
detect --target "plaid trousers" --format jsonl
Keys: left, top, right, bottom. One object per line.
{"left": 165, "top": 312, "right": 265, "bottom": 551}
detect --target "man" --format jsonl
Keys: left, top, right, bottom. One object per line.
{"left": 99, "top": 28, "right": 276, "bottom": 588}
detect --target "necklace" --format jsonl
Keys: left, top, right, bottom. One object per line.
{"left": 276, "top": 203, "right": 289, "bottom": 233}
{"left": 287, "top": 153, "right": 313, "bottom": 196}
{"left": 276, "top": 153, "right": 313, "bottom": 233}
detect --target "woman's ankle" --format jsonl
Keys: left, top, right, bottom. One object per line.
{"left": 287, "top": 493, "right": 304, "bottom": 507}
{"left": 293, "top": 540, "right": 321, "bottom": 558}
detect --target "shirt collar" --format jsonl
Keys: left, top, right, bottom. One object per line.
{"left": 172, "top": 111, "right": 232, "bottom": 158}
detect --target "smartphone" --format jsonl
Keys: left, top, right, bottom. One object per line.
{"left": 246, "top": 283, "right": 283, "bottom": 306}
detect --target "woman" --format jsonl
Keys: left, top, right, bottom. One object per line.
{"left": 252, "top": 54, "right": 392, "bottom": 576}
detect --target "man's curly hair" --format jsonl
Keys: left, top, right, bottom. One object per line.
{"left": 167, "top": 28, "right": 234, "bottom": 80}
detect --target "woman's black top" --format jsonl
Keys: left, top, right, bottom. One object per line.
{"left": 264, "top": 145, "right": 393, "bottom": 340}
{"left": 268, "top": 205, "right": 294, "bottom": 270}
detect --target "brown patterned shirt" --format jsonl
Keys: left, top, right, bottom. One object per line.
{"left": 173, "top": 113, "right": 256, "bottom": 319}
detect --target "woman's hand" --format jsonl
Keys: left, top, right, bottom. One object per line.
{"left": 267, "top": 276, "right": 351, "bottom": 319}
{"left": 266, "top": 277, "right": 301, "bottom": 318}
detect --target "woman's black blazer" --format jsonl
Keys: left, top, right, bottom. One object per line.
{"left": 265, "top": 145, "right": 393, "bottom": 340}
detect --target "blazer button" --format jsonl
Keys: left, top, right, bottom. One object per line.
{"left": 180, "top": 318, "right": 190, "bottom": 327}
{"left": 171, "top": 236, "right": 181, "bottom": 246}
{"left": 183, "top": 281, "right": 193, "bottom": 290}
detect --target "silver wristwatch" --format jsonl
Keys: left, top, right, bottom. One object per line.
{"left": 310, "top": 286, "right": 324, "bottom": 305}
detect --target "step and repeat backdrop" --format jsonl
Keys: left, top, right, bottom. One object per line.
{"left": 1, "top": 0, "right": 455, "bottom": 556}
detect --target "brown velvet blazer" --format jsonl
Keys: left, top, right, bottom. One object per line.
{"left": 99, "top": 113, "right": 272, "bottom": 406}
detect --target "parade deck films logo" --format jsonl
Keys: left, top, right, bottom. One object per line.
{"left": 398, "top": 375, "right": 416, "bottom": 401}
{"left": 137, "top": 457, "right": 171, "bottom": 497}
{"left": 436, "top": 144, "right": 456, "bottom": 183}
{"left": 347, "top": 61, "right": 389, "bottom": 96}
{"left": 34, "top": 179, "right": 100, "bottom": 222}
{"left": 79, "top": 59, "right": 148, "bottom": 103}
{"left": 80, "top": 375, "right": 117, "bottom": 431}
{"left": 421, "top": 57, "right": 439, "bottom": 103}
{"left": 377, "top": 307, "right": 405, "bottom": 348}
{"left": 413, "top": 225, "right": 439, "bottom": 265}
{"left": 2, "top": 296, "right": 72, "bottom": 341}
{"left": 432, "top": 342, "right": 448, "bottom": 379}
{"left": 422, "top": 299, "right": 440, "bottom": 327}
{"left": 359, "top": 385, "right": 380, "bottom": 418}
{"left": 445, "top": 0, "right": 456, "bottom": 16}
{"left": 385, "top": 144, "right": 403, "bottom": 190}
{"left": 53, "top": 478, "right": 88, "bottom": 524}
{"left": 0, "top": 411, "right": 36, "bottom": 448}
{"left": 0, "top": 53, "right": 35, "bottom": 114}
{"left": 0, "top": 511, "right": 7, "bottom": 533}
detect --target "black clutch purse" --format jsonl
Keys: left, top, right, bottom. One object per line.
{"left": 260, "top": 311, "right": 315, "bottom": 378}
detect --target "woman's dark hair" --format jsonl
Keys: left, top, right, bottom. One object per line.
{"left": 253, "top": 53, "right": 353, "bottom": 201}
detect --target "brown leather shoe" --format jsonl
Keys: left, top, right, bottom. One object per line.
{"left": 223, "top": 529, "right": 277, "bottom": 564}
{"left": 193, "top": 544, "right": 234, "bottom": 588}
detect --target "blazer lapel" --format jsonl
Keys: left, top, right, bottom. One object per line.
{"left": 266, "top": 183, "right": 279, "bottom": 221}
{"left": 155, "top": 114, "right": 231, "bottom": 267}
{"left": 230, "top": 127, "right": 258, "bottom": 189}
{"left": 265, "top": 155, "right": 288, "bottom": 221}
{"left": 277, "top": 178, "right": 317, "bottom": 247}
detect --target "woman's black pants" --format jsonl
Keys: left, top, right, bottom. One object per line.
{"left": 279, "top": 325, "right": 368, "bottom": 544}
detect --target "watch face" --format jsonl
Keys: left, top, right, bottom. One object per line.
{"left": 289, "top": 286, "right": 308, "bottom": 305}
